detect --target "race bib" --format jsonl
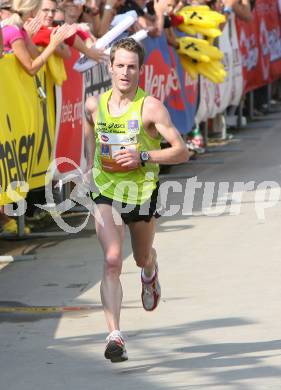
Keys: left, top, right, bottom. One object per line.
{"left": 99, "top": 132, "right": 140, "bottom": 172}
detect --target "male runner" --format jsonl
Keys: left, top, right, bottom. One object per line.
{"left": 84, "top": 37, "right": 189, "bottom": 362}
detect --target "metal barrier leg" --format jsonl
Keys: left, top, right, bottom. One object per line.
{"left": 237, "top": 100, "right": 244, "bottom": 128}
{"left": 267, "top": 83, "right": 272, "bottom": 111}
{"left": 221, "top": 113, "right": 227, "bottom": 140}
{"left": 201, "top": 121, "right": 208, "bottom": 148}
{"left": 249, "top": 91, "right": 254, "bottom": 120}
{"left": 17, "top": 213, "right": 26, "bottom": 239}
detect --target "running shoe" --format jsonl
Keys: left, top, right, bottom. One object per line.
{"left": 141, "top": 262, "right": 161, "bottom": 311}
{"left": 104, "top": 330, "right": 128, "bottom": 363}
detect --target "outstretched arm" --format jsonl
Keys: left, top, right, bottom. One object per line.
{"left": 232, "top": 0, "right": 253, "bottom": 22}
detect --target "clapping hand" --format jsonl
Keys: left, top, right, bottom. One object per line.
{"left": 24, "top": 14, "right": 44, "bottom": 38}
{"left": 50, "top": 23, "right": 78, "bottom": 47}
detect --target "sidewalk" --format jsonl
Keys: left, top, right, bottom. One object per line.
{"left": 1, "top": 108, "right": 281, "bottom": 390}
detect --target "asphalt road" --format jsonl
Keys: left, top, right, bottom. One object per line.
{"left": 1, "top": 108, "right": 281, "bottom": 390}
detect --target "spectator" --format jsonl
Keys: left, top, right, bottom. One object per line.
{"left": 98, "top": 0, "right": 125, "bottom": 36}
{"left": 60, "top": 0, "right": 127, "bottom": 38}
{"left": 0, "top": 0, "right": 12, "bottom": 21}
{"left": 1, "top": 0, "right": 77, "bottom": 75}
{"left": 34, "top": 0, "right": 71, "bottom": 57}
{"left": 78, "top": 0, "right": 102, "bottom": 37}
{"left": 33, "top": 0, "right": 107, "bottom": 62}
{"left": 118, "top": 0, "right": 170, "bottom": 37}
{"left": 221, "top": 0, "right": 254, "bottom": 22}
{"left": 63, "top": 1, "right": 96, "bottom": 43}
{"left": 55, "top": 0, "right": 101, "bottom": 36}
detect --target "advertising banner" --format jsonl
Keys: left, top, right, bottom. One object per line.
{"left": 236, "top": 0, "right": 281, "bottom": 92}
{"left": 0, "top": 55, "right": 55, "bottom": 205}
{"left": 54, "top": 49, "right": 85, "bottom": 177}
{"left": 196, "top": 19, "right": 235, "bottom": 122}
{"left": 262, "top": 0, "right": 281, "bottom": 82}
{"left": 140, "top": 35, "right": 197, "bottom": 135}
{"left": 84, "top": 61, "right": 112, "bottom": 100}
{"left": 236, "top": 5, "right": 263, "bottom": 92}
{"left": 229, "top": 14, "right": 244, "bottom": 106}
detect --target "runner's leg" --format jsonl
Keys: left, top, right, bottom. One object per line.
{"left": 129, "top": 218, "right": 161, "bottom": 311}
{"left": 95, "top": 204, "right": 125, "bottom": 332}
{"left": 128, "top": 218, "right": 156, "bottom": 276}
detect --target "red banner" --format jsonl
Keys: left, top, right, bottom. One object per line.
{"left": 236, "top": 0, "right": 281, "bottom": 93}
{"left": 55, "top": 49, "right": 84, "bottom": 174}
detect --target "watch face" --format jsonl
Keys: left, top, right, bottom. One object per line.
{"left": 141, "top": 151, "right": 149, "bottom": 161}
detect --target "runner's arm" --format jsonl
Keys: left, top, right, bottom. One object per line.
{"left": 84, "top": 96, "right": 97, "bottom": 170}
{"left": 143, "top": 96, "right": 190, "bottom": 165}
{"left": 115, "top": 96, "right": 190, "bottom": 168}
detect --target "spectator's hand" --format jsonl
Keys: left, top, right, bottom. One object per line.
{"left": 87, "top": 0, "right": 101, "bottom": 14}
{"left": 24, "top": 14, "right": 43, "bottom": 38}
{"left": 173, "top": 0, "right": 184, "bottom": 14}
{"left": 128, "top": 21, "right": 143, "bottom": 34}
{"left": 154, "top": 0, "right": 170, "bottom": 14}
{"left": 88, "top": 47, "right": 108, "bottom": 63}
{"left": 147, "top": 25, "right": 160, "bottom": 37}
{"left": 77, "top": 22, "right": 91, "bottom": 32}
{"left": 104, "top": 0, "right": 121, "bottom": 10}
{"left": 221, "top": 0, "right": 239, "bottom": 6}
{"left": 50, "top": 24, "right": 77, "bottom": 47}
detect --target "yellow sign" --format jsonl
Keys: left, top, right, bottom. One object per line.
{"left": 0, "top": 54, "right": 56, "bottom": 206}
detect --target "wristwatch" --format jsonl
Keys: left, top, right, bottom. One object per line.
{"left": 140, "top": 151, "right": 150, "bottom": 166}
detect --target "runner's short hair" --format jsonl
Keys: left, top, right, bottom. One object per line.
{"left": 110, "top": 38, "right": 145, "bottom": 68}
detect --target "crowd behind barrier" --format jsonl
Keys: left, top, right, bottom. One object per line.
{"left": 1, "top": 0, "right": 281, "bottom": 233}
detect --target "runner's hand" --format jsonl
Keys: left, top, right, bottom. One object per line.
{"left": 114, "top": 148, "right": 140, "bottom": 169}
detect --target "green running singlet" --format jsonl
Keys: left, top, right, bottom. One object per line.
{"left": 93, "top": 87, "right": 161, "bottom": 205}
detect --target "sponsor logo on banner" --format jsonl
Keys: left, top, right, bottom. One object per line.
{"left": 214, "top": 85, "right": 221, "bottom": 109}
{"left": 183, "top": 72, "right": 197, "bottom": 105}
{"left": 239, "top": 29, "right": 259, "bottom": 72}
{"left": 259, "top": 19, "right": 270, "bottom": 80}
{"left": 140, "top": 49, "right": 183, "bottom": 109}
{"left": 268, "top": 28, "right": 281, "bottom": 61}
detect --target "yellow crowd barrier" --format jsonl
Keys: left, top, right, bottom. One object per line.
{"left": 0, "top": 54, "right": 56, "bottom": 206}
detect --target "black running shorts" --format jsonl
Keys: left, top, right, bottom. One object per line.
{"left": 91, "top": 182, "right": 160, "bottom": 225}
